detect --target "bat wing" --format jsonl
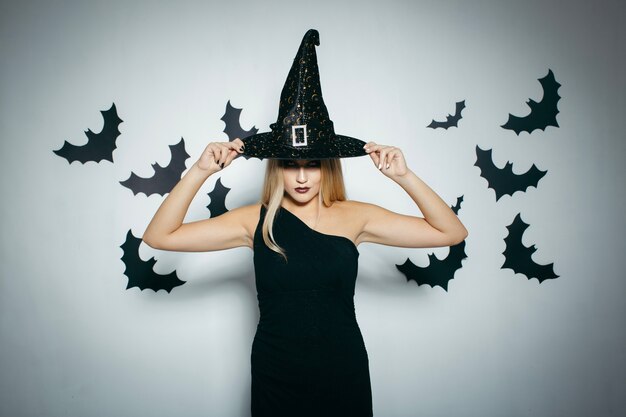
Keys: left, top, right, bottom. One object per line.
{"left": 451, "top": 195, "right": 464, "bottom": 215}
{"left": 221, "top": 100, "right": 258, "bottom": 160}
{"left": 119, "top": 138, "right": 190, "bottom": 197}
{"left": 474, "top": 145, "right": 547, "bottom": 201}
{"left": 448, "top": 100, "right": 466, "bottom": 125}
{"left": 501, "top": 213, "right": 558, "bottom": 283}
{"left": 53, "top": 103, "right": 123, "bottom": 163}
{"left": 120, "top": 230, "right": 185, "bottom": 293}
{"left": 427, "top": 119, "right": 448, "bottom": 129}
{"left": 427, "top": 100, "right": 466, "bottom": 129}
{"left": 206, "top": 177, "right": 231, "bottom": 217}
{"left": 396, "top": 240, "right": 467, "bottom": 291}
{"left": 501, "top": 69, "right": 561, "bottom": 135}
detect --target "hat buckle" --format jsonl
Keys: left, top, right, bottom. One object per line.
{"left": 292, "top": 125, "right": 308, "bottom": 147}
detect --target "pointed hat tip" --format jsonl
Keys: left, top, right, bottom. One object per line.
{"left": 304, "top": 29, "right": 320, "bottom": 46}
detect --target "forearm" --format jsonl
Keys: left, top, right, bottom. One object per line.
{"left": 143, "top": 162, "right": 217, "bottom": 243}
{"left": 392, "top": 169, "right": 468, "bottom": 240}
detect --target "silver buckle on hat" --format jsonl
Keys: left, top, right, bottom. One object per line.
{"left": 292, "top": 125, "right": 307, "bottom": 147}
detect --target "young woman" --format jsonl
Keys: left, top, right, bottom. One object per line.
{"left": 143, "top": 137, "right": 468, "bottom": 416}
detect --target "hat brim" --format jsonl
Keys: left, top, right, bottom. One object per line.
{"left": 241, "top": 132, "right": 368, "bottom": 160}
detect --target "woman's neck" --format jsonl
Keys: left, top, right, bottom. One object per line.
{"left": 281, "top": 196, "right": 324, "bottom": 229}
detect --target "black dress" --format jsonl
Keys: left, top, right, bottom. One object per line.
{"left": 251, "top": 204, "right": 373, "bottom": 416}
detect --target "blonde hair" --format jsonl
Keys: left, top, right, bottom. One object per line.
{"left": 259, "top": 158, "right": 347, "bottom": 263}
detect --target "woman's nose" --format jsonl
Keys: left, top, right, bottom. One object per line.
{"left": 297, "top": 167, "right": 307, "bottom": 183}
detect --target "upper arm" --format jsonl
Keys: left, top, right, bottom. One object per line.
{"left": 356, "top": 201, "right": 464, "bottom": 248}
{"left": 143, "top": 203, "right": 260, "bottom": 252}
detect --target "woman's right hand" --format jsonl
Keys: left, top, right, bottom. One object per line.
{"left": 195, "top": 138, "right": 245, "bottom": 173}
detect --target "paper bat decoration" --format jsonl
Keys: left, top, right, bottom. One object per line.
{"left": 427, "top": 100, "right": 466, "bottom": 129}
{"left": 221, "top": 100, "right": 258, "bottom": 160}
{"left": 119, "top": 138, "right": 190, "bottom": 197}
{"left": 474, "top": 145, "right": 547, "bottom": 201}
{"left": 501, "top": 69, "right": 561, "bottom": 135}
{"left": 451, "top": 195, "right": 463, "bottom": 215}
{"left": 206, "top": 177, "right": 231, "bottom": 217}
{"left": 396, "top": 241, "right": 467, "bottom": 292}
{"left": 502, "top": 213, "right": 558, "bottom": 283}
{"left": 395, "top": 196, "right": 467, "bottom": 291}
{"left": 120, "top": 230, "right": 186, "bottom": 292}
{"left": 53, "top": 103, "right": 123, "bottom": 163}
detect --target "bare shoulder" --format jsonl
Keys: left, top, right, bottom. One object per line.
{"left": 335, "top": 199, "right": 384, "bottom": 220}
{"left": 338, "top": 199, "right": 373, "bottom": 210}
{"left": 335, "top": 199, "right": 379, "bottom": 217}
{"left": 329, "top": 199, "right": 364, "bottom": 219}
{"left": 233, "top": 202, "right": 263, "bottom": 248}
{"left": 330, "top": 200, "right": 375, "bottom": 246}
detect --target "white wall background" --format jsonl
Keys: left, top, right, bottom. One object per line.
{"left": 1, "top": 0, "right": 624, "bottom": 416}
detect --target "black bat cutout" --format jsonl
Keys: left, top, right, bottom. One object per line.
{"left": 221, "top": 100, "right": 258, "bottom": 160}
{"left": 206, "top": 177, "right": 231, "bottom": 217}
{"left": 502, "top": 213, "right": 558, "bottom": 283}
{"left": 395, "top": 196, "right": 467, "bottom": 291}
{"left": 451, "top": 195, "right": 463, "bottom": 215}
{"left": 474, "top": 145, "right": 547, "bottom": 201}
{"left": 120, "top": 230, "right": 186, "bottom": 293}
{"left": 501, "top": 69, "right": 561, "bottom": 135}
{"left": 396, "top": 241, "right": 467, "bottom": 292}
{"left": 427, "top": 100, "right": 466, "bottom": 129}
{"left": 119, "top": 138, "right": 190, "bottom": 197}
{"left": 53, "top": 103, "right": 123, "bottom": 163}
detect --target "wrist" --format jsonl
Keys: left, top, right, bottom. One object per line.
{"left": 189, "top": 162, "right": 218, "bottom": 179}
{"left": 391, "top": 168, "right": 415, "bottom": 184}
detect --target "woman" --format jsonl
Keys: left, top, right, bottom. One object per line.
{"left": 142, "top": 137, "right": 468, "bottom": 416}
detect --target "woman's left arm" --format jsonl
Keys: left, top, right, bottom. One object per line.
{"left": 361, "top": 142, "right": 468, "bottom": 247}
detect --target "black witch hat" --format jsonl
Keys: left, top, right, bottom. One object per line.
{"left": 241, "top": 29, "right": 368, "bottom": 160}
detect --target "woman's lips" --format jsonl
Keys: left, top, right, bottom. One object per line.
{"left": 295, "top": 187, "right": 310, "bottom": 193}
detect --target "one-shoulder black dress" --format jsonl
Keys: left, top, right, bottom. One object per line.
{"left": 251, "top": 204, "right": 373, "bottom": 416}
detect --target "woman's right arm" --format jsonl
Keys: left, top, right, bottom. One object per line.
{"left": 142, "top": 139, "right": 250, "bottom": 252}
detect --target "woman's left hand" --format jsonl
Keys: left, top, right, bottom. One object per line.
{"left": 363, "top": 141, "right": 409, "bottom": 179}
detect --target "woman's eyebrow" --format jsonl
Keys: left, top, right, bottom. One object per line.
{"left": 283, "top": 160, "right": 319, "bottom": 166}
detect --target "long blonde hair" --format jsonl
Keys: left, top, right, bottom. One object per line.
{"left": 259, "top": 158, "right": 347, "bottom": 263}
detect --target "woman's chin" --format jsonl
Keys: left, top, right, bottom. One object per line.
{"left": 285, "top": 191, "right": 318, "bottom": 204}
